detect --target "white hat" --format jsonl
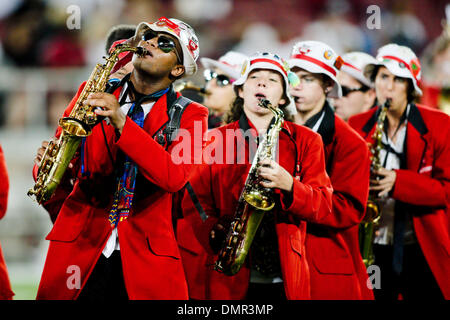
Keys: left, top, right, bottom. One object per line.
{"left": 135, "top": 17, "right": 200, "bottom": 76}
{"left": 364, "top": 43, "right": 422, "bottom": 95}
{"left": 233, "top": 52, "right": 298, "bottom": 116}
{"left": 200, "top": 51, "right": 247, "bottom": 80}
{"left": 341, "top": 52, "right": 377, "bottom": 88}
{"left": 289, "top": 40, "right": 343, "bottom": 98}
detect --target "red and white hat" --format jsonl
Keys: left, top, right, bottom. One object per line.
{"left": 200, "top": 51, "right": 247, "bottom": 80}
{"left": 364, "top": 43, "right": 422, "bottom": 95}
{"left": 341, "top": 52, "right": 377, "bottom": 88}
{"left": 289, "top": 40, "right": 343, "bottom": 98}
{"left": 135, "top": 16, "right": 200, "bottom": 76}
{"left": 234, "top": 52, "right": 298, "bottom": 115}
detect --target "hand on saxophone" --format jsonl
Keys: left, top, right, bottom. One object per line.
{"left": 34, "top": 140, "right": 49, "bottom": 167}
{"left": 257, "top": 158, "right": 294, "bottom": 192}
{"left": 84, "top": 92, "right": 126, "bottom": 133}
{"left": 370, "top": 167, "right": 397, "bottom": 197}
{"left": 35, "top": 140, "right": 74, "bottom": 169}
{"left": 209, "top": 215, "right": 233, "bottom": 254}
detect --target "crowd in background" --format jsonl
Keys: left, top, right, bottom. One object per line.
{"left": 0, "top": 0, "right": 448, "bottom": 128}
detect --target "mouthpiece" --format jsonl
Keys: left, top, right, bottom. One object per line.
{"left": 258, "top": 98, "right": 271, "bottom": 108}
{"left": 136, "top": 47, "right": 149, "bottom": 57}
{"left": 384, "top": 98, "right": 392, "bottom": 108}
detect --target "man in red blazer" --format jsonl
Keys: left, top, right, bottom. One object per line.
{"left": 182, "top": 52, "right": 333, "bottom": 300}
{"left": 349, "top": 43, "right": 450, "bottom": 300}
{"left": 0, "top": 144, "right": 14, "bottom": 300}
{"left": 33, "top": 17, "right": 208, "bottom": 300}
{"left": 289, "top": 41, "right": 373, "bottom": 300}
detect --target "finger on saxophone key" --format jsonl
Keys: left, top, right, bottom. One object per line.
{"left": 35, "top": 140, "right": 49, "bottom": 166}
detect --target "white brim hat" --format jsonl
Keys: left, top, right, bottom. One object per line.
{"left": 341, "top": 51, "right": 377, "bottom": 88}
{"left": 233, "top": 52, "right": 298, "bottom": 116}
{"left": 289, "top": 40, "right": 343, "bottom": 98}
{"left": 364, "top": 43, "right": 422, "bottom": 96}
{"left": 200, "top": 51, "right": 247, "bottom": 80}
{"left": 135, "top": 17, "right": 199, "bottom": 77}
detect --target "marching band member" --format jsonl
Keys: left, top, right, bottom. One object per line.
{"left": 33, "top": 17, "right": 208, "bottom": 300}
{"left": 182, "top": 52, "right": 333, "bottom": 300}
{"left": 175, "top": 51, "right": 246, "bottom": 299}
{"left": 201, "top": 51, "right": 247, "bottom": 128}
{"left": 289, "top": 41, "right": 373, "bottom": 299}
{"left": 349, "top": 43, "right": 450, "bottom": 300}
{"left": 333, "top": 51, "right": 377, "bottom": 121}
{"left": 0, "top": 144, "right": 14, "bottom": 300}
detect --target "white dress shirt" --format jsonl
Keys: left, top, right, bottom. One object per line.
{"left": 374, "top": 105, "right": 415, "bottom": 245}
{"left": 102, "top": 83, "right": 155, "bottom": 258}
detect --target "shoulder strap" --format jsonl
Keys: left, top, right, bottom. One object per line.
{"left": 162, "top": 95, "right": 192, "bottom": 149}
{"left": 185, "top": 182, "right": 209, "bottom": 222}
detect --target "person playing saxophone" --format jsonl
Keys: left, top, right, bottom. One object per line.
{"left": 181, "top": 52, "right": 333, "bottom": 300}
{"left": 349, "top": 44, "right": 450, "bottom": 300}
{"left": 32, "top": 17, "right": 208, "bottom": 300}
{"left": 289, "top": 41, "right": 373, "bottom": 300}
{"left": 175, "top": 50, "right": 246, "bottom": 300}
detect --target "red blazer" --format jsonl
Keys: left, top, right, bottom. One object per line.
{"left": 0, "top": 144, "right": 13, "bottom": 300}
{"left": 305, "top": 105, "right": 373, "bottom": 300}
{"left": 420, "top": 83, "right": 443, "bottom": 110}
{"left": 349, "top": 103, "right": 450, "bottom": 299}
{"left": 182, "top": 115, "right": 333, "bottom": 300}
{"left": 176, "top": 207, "right": 209, "bottom": 299}
{"left": 35, "top": 81, "right": 208, "bottom": 300}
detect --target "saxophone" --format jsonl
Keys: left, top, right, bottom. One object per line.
{"left": 174, "top": 81, "right": 210, "bottom": 95}
{"left": 28, "top": 44, "right": 148, "bottom": 204}
{"left": 214, "top": 99, "right": 284, "bottom": 276}
{"left": 360, "top": 98, "right": 391, "bottom": 267}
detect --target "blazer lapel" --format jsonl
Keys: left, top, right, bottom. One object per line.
{"left": 405, "top": 104, "right": 428, "bottom": 172}
{"left": 279, "top": 122, "right": 297, "bottom": 177}
{"left": 143, "top": 93, "right": 170, "bottom": 137}
{"left": 362, "top": 107, "right": 379, "bottom": 140}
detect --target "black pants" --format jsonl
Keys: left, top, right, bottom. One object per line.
{"left": 246, "top": 282, "right": 287, "bottom": 301}
{"left": 373, "top": 243, "right": 443, "bottom": 300}
{"left": 77, "top": 250, "right": 129, "bottom": 301}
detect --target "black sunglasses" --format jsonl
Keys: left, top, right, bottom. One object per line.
{"left": 141, "top": 30, "right": 181, "bottom": 63}
{"left": 341, "top": 85, "right": 370, "bottom": 97}
{"left": 203, "top": 69, "right": 232, "bottom": 87}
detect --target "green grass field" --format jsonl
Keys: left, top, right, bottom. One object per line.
{"left": 10, "top": 281, "right": 39, "bottom": 300}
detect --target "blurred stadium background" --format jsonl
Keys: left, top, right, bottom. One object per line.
{"left": 0, "top": 0, "right": 448, "bottom": 299}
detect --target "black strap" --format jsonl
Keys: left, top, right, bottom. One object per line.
{"left": 185, "top": 182, "right": 208, "bottom": 222}
{"left": 163, "top": 96, "right": 191, "bottom": 148}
